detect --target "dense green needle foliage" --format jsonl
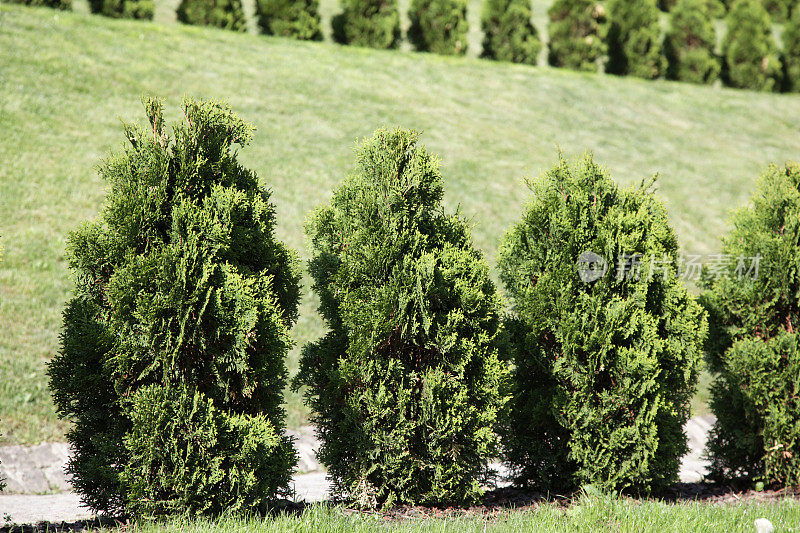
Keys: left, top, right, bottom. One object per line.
{"left": 331, "top": 0, "right": 401, "bottom": 48}
{"left": 606, "top": 0, "right": 667, "bottom": 79}
{"left": 722, "top": 0, "right": 782, "bottom": 91}
{"left": 546, "top": 0, "right": 607, "bottom": 72}
{"left": 783, "top": 8, "right": 800, "bottom": 92}
{"left": 0, "top": 0, "right": 70, "bottom": 9}
{"left": 177, "top": 0, "right": 247, "bottom": 31}
{"left": 408, "top": 0, "right": 469, "bottom": 55}
{"left": 701, "top": 162, "right": 800, "bottom": 489}
{"left": 761, "top": 0, "right": 792, "bottom": 21}
{"left": 664, "top": 0, "right": 720, "bottom": 84}
{"left": 47, "top": 97, "right": 301, "bottom": 517}
{"left": 480, "top": 0, "right": 542, "bottom": 65}
{"left": 498, "top": 154, "right": 707, "bottom": 493}
{"left": 296, "top": 128, "right": 505, "bottom": 508}
{"left": 255, "top": 0, "right": 322, "bottom": 40}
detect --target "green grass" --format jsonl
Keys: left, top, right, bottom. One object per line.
{"left": 85, "top": 497, "right": 800, "bottom": 532}
{"left": 1, "top": 2, "right": 799, "bottom": 445}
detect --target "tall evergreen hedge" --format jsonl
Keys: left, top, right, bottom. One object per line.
{"left": 88, "top": 0, "right": 153, "bottom": 18}
{"left": 331, "top": 0, "right": 401, "bottom": 49}
{"left": 547, "top": 0, "right": 608, "bottom": 72}
{"left": 664, "top": 0, "right": 720, "bottom": 83}
{"left": 722, "top": 0, "right": 782, "bottom": 91}
{"left": 606, "top": 0, "right": 667, "bottom": 79}
{"left": 409, "top": 0, "right": 469, "bottom": 55}
{"left": 701, "top": 162, "right": 800, "bottom": 489}
{"left": 0, "top": 0, "right": 70, "bottom": 9}
{"left": 48, "top": 97, "right": 300, "bottom": 517}
{"left": 177, "top": 0, "right": 247, "bottom": 31}
{"left": 296, "top": 128, "right": 505, "bottom": 507}
{"left": 783, "top": 8, "right": 800, "bottom": 91}
{"left": 480, "top": 0, "right": 542, "bottom": 65}
{"left": 498, "top": 154, "right": 706, "bottom": 493}
{"left": 256, "top": 0, "right": 323, "bottom": 40}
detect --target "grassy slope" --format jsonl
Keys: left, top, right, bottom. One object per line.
{"left": 1, "top": 3, "right": 799, "bottom": 445}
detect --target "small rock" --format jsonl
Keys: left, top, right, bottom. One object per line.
{"left": 755, "top": 518, "right": 774, "bottom": 533}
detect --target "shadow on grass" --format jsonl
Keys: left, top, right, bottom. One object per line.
{"left": 3, "top": 483, "right": 798, "bottom": 532}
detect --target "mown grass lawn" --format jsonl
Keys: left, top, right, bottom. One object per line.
{"left": 86, "top": 497, "right": 800, "bottom": 532}
{"left": 0, "top": 2, "right": 799, "bottom": 445}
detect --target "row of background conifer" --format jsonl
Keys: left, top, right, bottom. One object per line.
{"left": 3, "top": 0, "right": 799, "bottom": 92}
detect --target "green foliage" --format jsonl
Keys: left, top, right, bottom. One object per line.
{"left": 296, "top": 128, "right": 505, "bottom": 507}
{"left": 47, "top": 97, "right": 300, "bottom": 517}
{"left": 331, "top": 0, "right": 400, "bottom": 49}
{"left": 123, "top": 385, "right": 295, "bottom": 517}
{"left": 761, "top": 0, "right": 792, "bottom": 21}
{"left": 408, "top": 0, "right": 469, "bottom": 55}
{"left": 480, "top": 0, "right": 542, "bottom": 65}
{"left": 546, "top": 0, "right": 608, "bottom": 72}
{"left": 664, "top": 0, "right": 720, "bottom": 83}
{"left": 88, "top": 0, "right": 152, "bottom": 19}
{"left": 606, "top": 0, "right": 667, "bottom": 79}
{"left": 701, "top": 162, "right": 800, "bottom": 488}
{"left": 498, "top": 154, "right": 706, "bottom": 493}
{"left": 722, "top": 0, "right": 782, "bottom": 91}
{"left": 783, "top": 8, "right": 800, "bottom": 91}
{"left": 0, "top": 0, "right": 70, "bottom": 9}
{"left": 177, "top": 0, "right": 247, "bottom": 31}
{"left": 255, "top": 0, "right": 322, "bottom": 40}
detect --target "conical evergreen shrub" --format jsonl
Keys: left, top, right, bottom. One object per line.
{"left": 256, "top": 0, "right": 323, "bottom": 40}
{"left": 498, "top": 154, "right": 706, "bottom": 493}
{"left": 177, "top": 0, "right": 247, "bottom": 31}
{"left": 48, "top": 97, "right": 301, "bottom": 517}
{"left": 546, "top": 0, "right": 608, "bottom": 72}
{"left": 0, "top": 0, "right": 70, "bottom": 9}
{"left": 701, "top": 162, "right": 800, "bottom": 489}
{"left": 331, "top": 0, "right": 401, "bottom": 48}
{"left": 722, "top": 0, "right": 782, "bottom": 91}
{"left": 88, "top": 0, "right": 153, "bottom": 19}
{"left": 783, "top": 7, "right": 800, "bottom": 91}
{"left": 408, "top": 0, "right": 469, "bottom": 55}
{"left": 296, "top": 128, "right": 505, "bottom": 507}
{"left": 480, "top": 0, "right": 542, "bottom": 65}
{"left": 606, "top": 0, "right": 667, "bottom": 79}
{"left": 664, "top": 0, "right": 720, "bottom": 83}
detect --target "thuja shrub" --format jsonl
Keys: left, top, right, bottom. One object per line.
{"left": 177, "top": 0, "right": 247, "bottom": 31}
{"left": 701, "top": 162, "right": 800, "bottom": 488}
{"left": 722, "top": 0, "right": 782, "bottom": 91}
{"left": 664, "top": 0, "right": 720, "bottom": 84}
{"left": 783, "top": 8, "right": 800, "bottom": 92}
{"left": 0, "top": 0, "right": 70, "bottom": 10}
{"left": 409, "top": 0, "right": 469, "bottom": 55}
{"left": 48, "top": 97, "right": 301, "bottom": 517}
{"left": 255, "top": 0, "right": 323, "bottom": 40}
{"left": 331, "top": 0, "right": 400, "bottom": 49}
{"left": 606, "top": 0, "right": 667, "bottom": 79}
{"left": 498, "top": 154, "right": 707, "bottom": 493}
{"left": 480, "top": 0, "right": 542, "bottom": 65}
{"left": 296, "top": 128, "right": 505, "bottom": 507}
{"left": 546, "top": 0, "right": 607, "bottom": 72}
{"left": 88, "top": 0, "right": 152, "bottom": 19}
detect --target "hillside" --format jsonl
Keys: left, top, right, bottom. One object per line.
{"left": 1, "top": 3, "right": 799, "bottom": 445}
